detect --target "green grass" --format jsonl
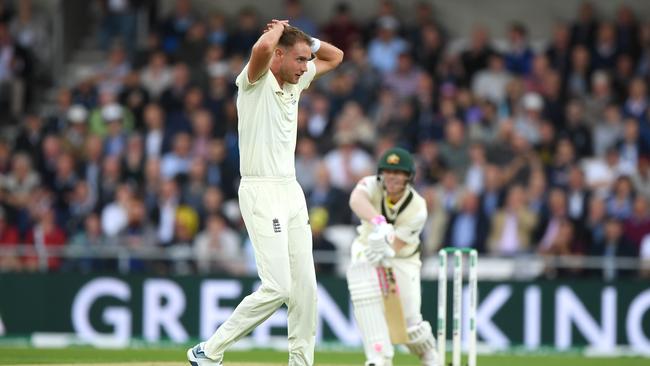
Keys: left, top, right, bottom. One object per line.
{"left": 0, "top": 347, "right": 648, "bottom": 366}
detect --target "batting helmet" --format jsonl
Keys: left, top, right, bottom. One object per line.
{"left": 377, "top": 147, "right": 415, "bottom": 178}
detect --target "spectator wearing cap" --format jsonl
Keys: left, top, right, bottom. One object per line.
{"left": 514, "top": 92, "right": 544, "bottom": 145}
{"left": 367, "top": 16, "right": 407, "bottom": 74}
{"left": 88, "top": 90, "right": 134, "bottom": 135}
{"left": 102, "top": 103, "right": 129, "bottom": 157}
{"left": 61, "top": 105, "right": 89, "bottom": 159}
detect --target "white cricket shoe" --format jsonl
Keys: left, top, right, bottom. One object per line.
{"left": 187, "top": 342, "right": 222, "bottom": 366}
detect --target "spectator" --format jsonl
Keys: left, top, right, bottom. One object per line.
{"left": 227, "top": 8, "right": 259, "bottom": 56}
{"left": 623, "top": 196, "right": 650, "bottom": 252}
{"left": 101, "top": 183, "right": 132, "bottom": 238}
{"left": 2, "top": 153, "right": 39, "bottom": 233}
{"left": 321, "top": 2, "right": 361, "bottom": 54}
{"left": 284, "top": 0, "right": 317, "bottom": 37}
{"left": 444, "top": 192, "right": 488, "bottom": 253}
{"left": 177, "top": 21, "right": 209, "bottom": 69}
{"left": 10, "top": 0, "right": 49, "bottom": 72}
{"left": 562, "top": 99, "right": 593, "bottom": 157}
{"left": 462, "top": 25, "right": 495, "bottom": 83}
{"left": 307, "top": 162, "right": 350, "bottom": 225}
{"left": 592, "top": 217, "right": 636, "bottom": 280}
{"left": 591, "top": 22, "right": 619, "bottom": 71}
{"left": 119, "top": 198, "right": 157, "bottom": 271}
{"left": 570, "top": 1, "right": 598, "bottom": 47}
{"left": 295, "top": 137, "right": 320, "bottom": 194}
{"left": 439, "top": 119, "right": 470, "bottom": 178}
{"left": 504, "top": 23, "right": 534, "bottom": 75}
{"left": 66, "top": 213, "right": 108, "bottom": 273}
{"left": 606, "top": 175, "right": 635, "bottom": 220}
{"left": 566, "top": 165, "right": 591, "bottom": 221}
{"left": 309, "top": 207, "right": 337, "bottom": 274}
{"left": 0, "top": 21, "right": 31, "bottom": 121}
{"left": 472, "top": 54, "right": 512, "bottom": 105}
{"left": 159, "top": 0, "right": 197, "bottom": 54}
{"left": 323, "top": 132, "right": 373, "bottom": 191}
{"left": 545, "top": 23, "right": 572, "bottom": 77}
{"left": 161, "top": 132, "right": 193, "bottom": 179}
{"left": 61, "top": 105, "right": 89, "bottom": 159}
{"left": 593, "top": 103, "right": 624, "bottom": 157}
{"left": 24, "top": 205, "right": 66, "bottom": 271}
{"left": 487, "top": 185, "right": 537, "bottom": 256}
{"left": 0, "top": 207, "right": 21, "bottom": 271}
{"left": 140, "top": 51, "right": 173, "bottom": 101}
{"left": 367, "top": 16, "right": 407, "bottom": 74}
{"left": 566, "top": 45, "right": 592, "bottom": 98}
{"left": 152, "top": 179, "right": 180, "bottom": 246}
{"left": 97, "top": 0, "right": 136, "bottom": 53}
{"left": 118, "top": 71, "right": 150, "bottom": 128}
{"left": 383, "top": 52, "right": 424, "bottom": 100}
{"left": 102, "top": 103, "right": 130, "bottom": 157}
{"left": 121, "top": 134, "right": 145, "bottom": 186}
{"left": 193, "top": 213, "right": 243, "bottom": 275}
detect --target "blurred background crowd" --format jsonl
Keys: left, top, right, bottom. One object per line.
{"left": 0, "top": 0, "right": 649, "bottom": 279}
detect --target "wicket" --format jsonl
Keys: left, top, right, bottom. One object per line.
{"left": 437, "top": 248, "right": 478, "bottom": 366}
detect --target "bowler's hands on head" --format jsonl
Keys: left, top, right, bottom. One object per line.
{"left": 264, "top": 19, "right": 289, "bottom": 33}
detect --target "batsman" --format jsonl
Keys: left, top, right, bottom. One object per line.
{"left": 347, "top": 147, "right": 440, "bottom": 366}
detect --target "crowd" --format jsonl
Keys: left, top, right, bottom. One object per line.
{"left": 0, "top": 0, "right": 649, "bottom": 278}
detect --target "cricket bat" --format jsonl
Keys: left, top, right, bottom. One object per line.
{"left": 377, "top": 266, "right": 409, "bottom": 344}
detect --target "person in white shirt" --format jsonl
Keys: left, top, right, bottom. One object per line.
{"left": 347, "top": 147, "right": 439, "bottom": 366}
{"left": 188, "top": 20, "right": 343, "bottom": 366}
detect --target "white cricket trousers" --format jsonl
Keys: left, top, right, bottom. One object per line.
{"left": 204, "top": 176, "right": 317, "bottom": 366}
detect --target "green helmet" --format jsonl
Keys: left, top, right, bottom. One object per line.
{"left": 377, "top": 147, "right": 415, "bottom": 177}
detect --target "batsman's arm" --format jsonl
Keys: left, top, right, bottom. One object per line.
{"left": 349, "top": 185, "right": 380, "bottom": 222}
{"left": 313, "top": 40, "right": 344, "bottom": 78}
{"left": 247, "top": 19, "right": 288, "bottom": 84}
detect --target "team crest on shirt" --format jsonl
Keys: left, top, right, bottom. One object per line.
{"left": 387, "top": 154, "right": 400, "bottom": 164}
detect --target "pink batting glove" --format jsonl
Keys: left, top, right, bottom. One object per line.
{"left": 371, "top": 215, "right": 387, "bottom": 226}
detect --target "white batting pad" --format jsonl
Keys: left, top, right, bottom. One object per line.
{"left": 347, "top": 262, "right": 394, "bottom": 364}
{"left": 406, "top": 320, "right": 437, "bottom": 356}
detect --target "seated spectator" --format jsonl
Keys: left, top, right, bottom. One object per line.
{"left": 0, "top": 207, "right": 21, "bottom": 271}
{"left": 591, "top": 217, "right": 637, "bottom": 280}
{"left": 193, "top": 213, "right": 243, "bottom": 275}
{"left": 101, "top": 183, "right": 133, "bottom": 239}
{"left": 24, "top": 205, "right": 66, "bottom": 271}
{"left": 66, "top": 213, "right": 109, "bottom": 273}
{"left": 504, "top": 23, "right": 534, "bottom": 76}
{"left": 623, "top": 196, "right": 650, "bottom": 251}
{"left": 323, "top": 132, "right": 373, "bottom": 191}
{"left": 2, "top": 153, "right": 40, "bottom": 234}
{"left": 140, "top": 51, "right": 173, "bottom": 101}
{"left": 471, "top": 54, "right": 511, "bottom": 105}
{"left": 443, "top": 192, "right": 488, "bottom": 253}
{"left": 310, "top": 207, "right": 337, "bottom": 274}
{"left": 321, "top": 2, "right": 361, "bottom": 54}
{"left": 606, "top": 175, "right": 635, "bottom": 220}
{"left": 119, "top": 198, "right": 157, "bottom": 272}
{"left": 487, "top": 185, "right": 537, "bottom": 256}
{"left": 307, "top": 162, "right": 350, "bottom": 225}
{"left": 161, "top": 132, "right": 193, "bottom": 179}
{"left": 367, "top": 16, "right": 407, "bottom": 74}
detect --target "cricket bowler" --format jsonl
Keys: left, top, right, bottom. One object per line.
{"left": 187, "top": 20, "right": 343, "bottom": 366}
{"left": 347, "top": 147, "right": 440, "bottom": 366}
